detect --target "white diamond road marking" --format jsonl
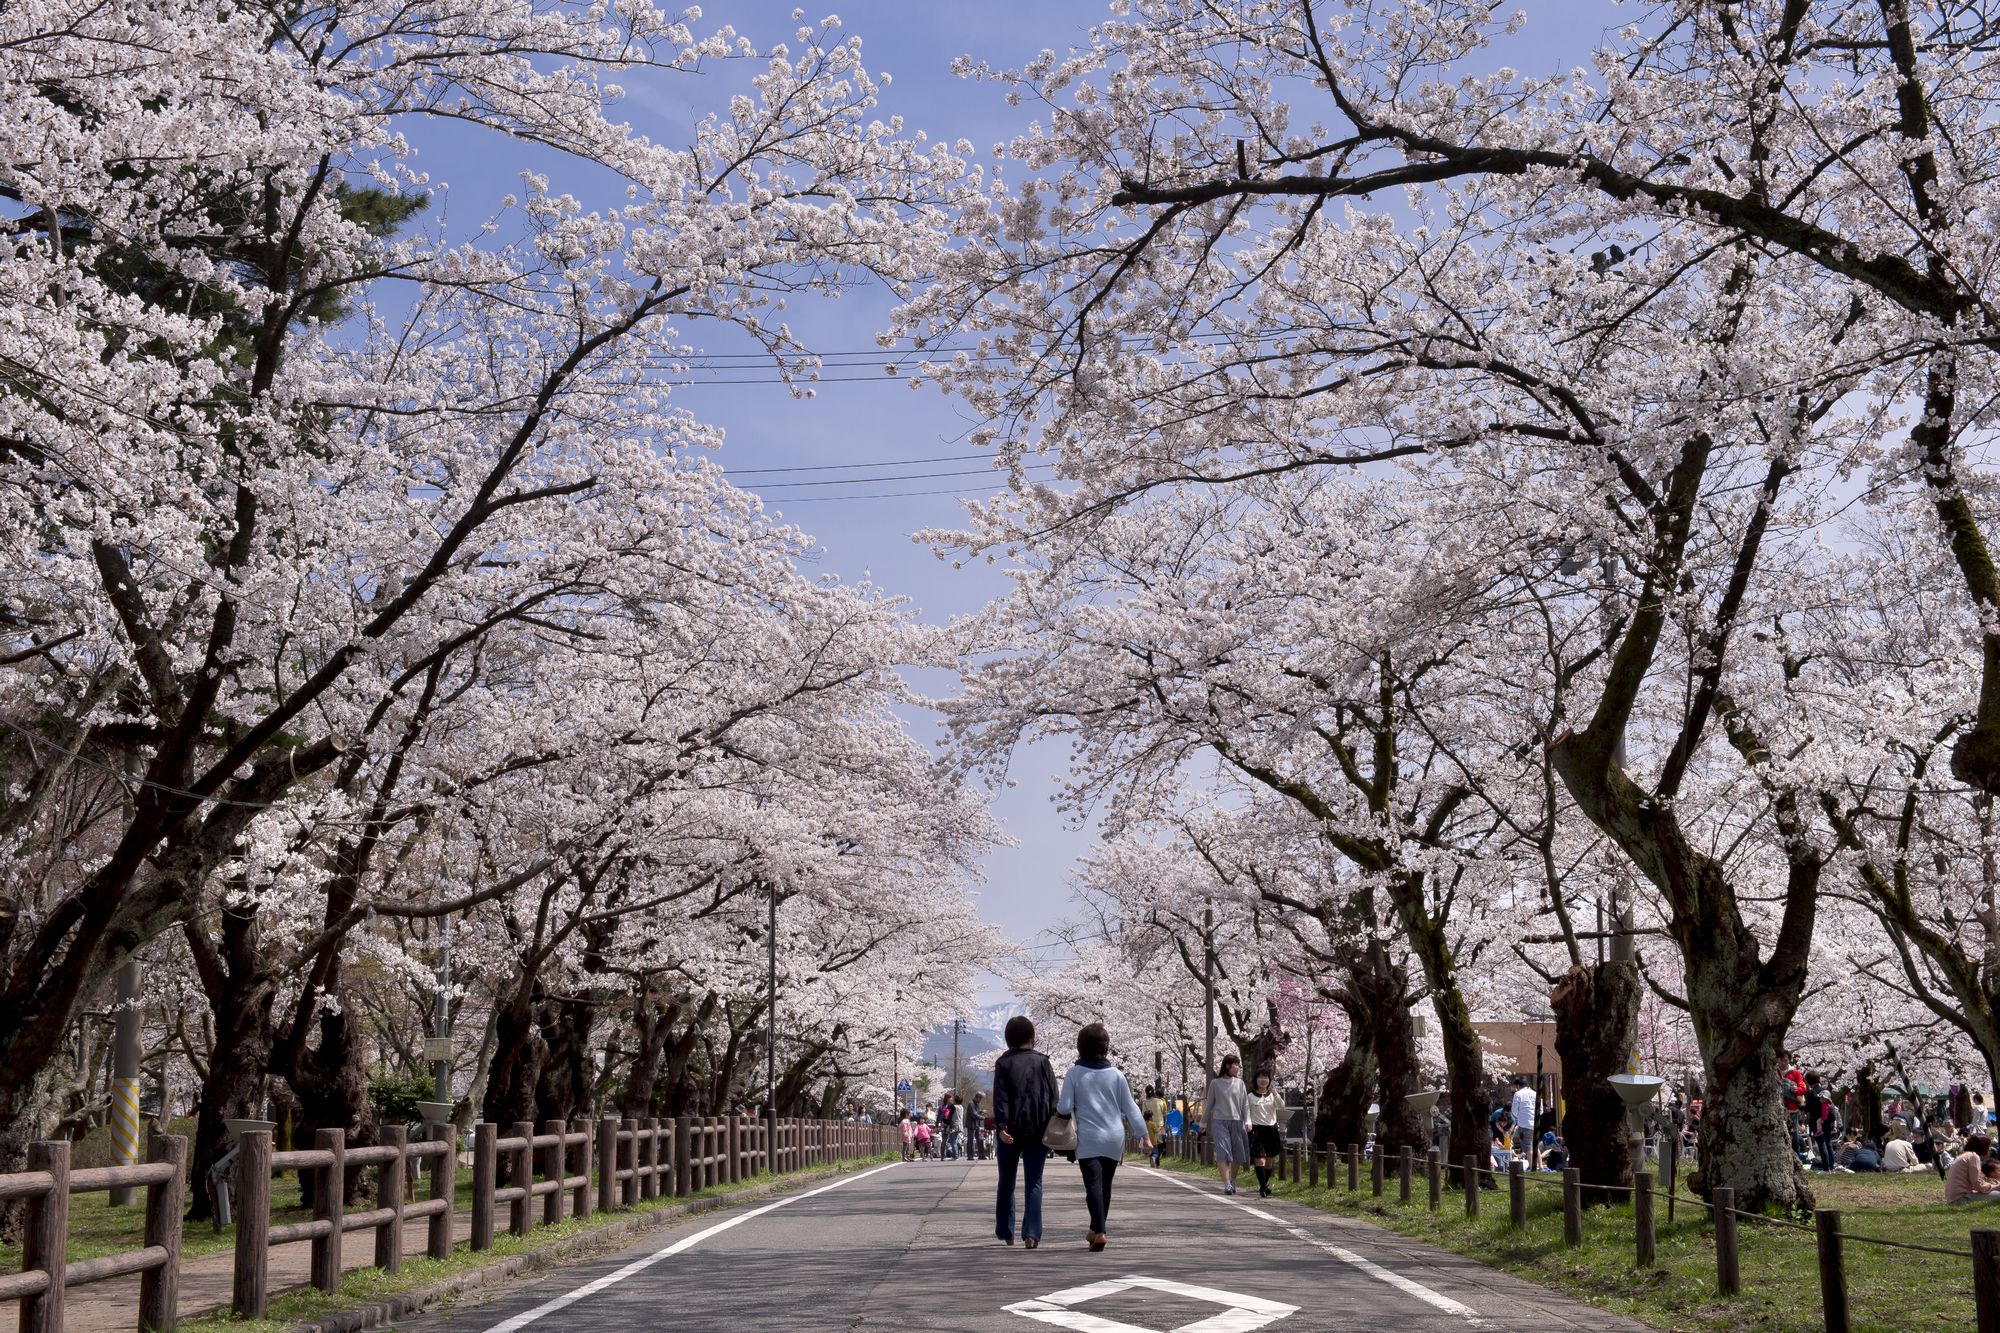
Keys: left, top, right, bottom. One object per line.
{"left": 1003, "top": 1273, "right": 1298, "bottom": 1333}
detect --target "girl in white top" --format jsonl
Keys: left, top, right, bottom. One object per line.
{"left": 1246, "top": 1069, "right": 1285, "bottom": 1197}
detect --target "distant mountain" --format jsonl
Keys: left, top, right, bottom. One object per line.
{"left": 916, "top": 1010, "right": 1008, "bottom": 1092}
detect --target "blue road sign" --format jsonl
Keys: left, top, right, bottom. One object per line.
{"left": 897, "top": 1079, "right": 913, "bottom": 1093}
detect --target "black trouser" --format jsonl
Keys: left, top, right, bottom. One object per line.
{"left": 1080, "top": 1156, "right": 1120, "bottom": 1233}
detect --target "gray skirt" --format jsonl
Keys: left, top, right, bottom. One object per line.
{"left": 1212, "top": 1121, "right": 1251, "bottom": 1164}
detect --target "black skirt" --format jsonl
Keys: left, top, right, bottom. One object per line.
{"left": 1249, "top": 1125, "right": 1283, "bottom": 1157}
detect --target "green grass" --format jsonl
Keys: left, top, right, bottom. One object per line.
{"left": 1157, "top": 1156, "right": 1983, "bottom": 1332}
{"left": 179, "top": 1155, "right": 895, "bottom": 1333}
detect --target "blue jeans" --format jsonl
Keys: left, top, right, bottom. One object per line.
{"left": 996, "top": 1138, "right": 1046, "bottom": 1242}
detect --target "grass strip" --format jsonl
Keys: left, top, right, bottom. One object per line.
{"left": 1155, "top": 1155, "right": 1981, "bottom": 1331}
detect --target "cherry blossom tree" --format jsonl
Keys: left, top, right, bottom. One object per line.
{"left": 0, "top": 0, "right": 969, "bottom": 1161}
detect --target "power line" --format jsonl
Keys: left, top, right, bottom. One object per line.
{"left": 772, "top": 484, "right": 1016, "bottom": 504}
{"left": 759, "top": 464, "right": 1052, "bottom": 491}
{"left": 724, "top": 451, "right": 996, "bottom": 476}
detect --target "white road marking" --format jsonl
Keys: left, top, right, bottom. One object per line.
{"left": 476, "top": 1162, "right": 902, "bottom": 1333}
{"left": 1004, "top": 1273, "right": 1297, "bottom": 1332}
{"left": 1138, "top": 1167, "right": 1489, "bottom": 1325}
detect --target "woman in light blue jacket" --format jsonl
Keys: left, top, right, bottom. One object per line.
{"left": 1055, "top": 1022, "right": 1152, "bottom": 1251}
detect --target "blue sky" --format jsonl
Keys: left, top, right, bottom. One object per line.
{"left": 408, "top": 2, "right": 1610, "bottom": 1005}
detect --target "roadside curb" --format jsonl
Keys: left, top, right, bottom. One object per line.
{"left": 196, "top": 1159, "right": 883, "bottom": 1333}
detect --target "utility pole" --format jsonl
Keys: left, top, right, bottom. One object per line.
{"left": 1152, "top": 1005, "right": 1163, "bottom": 1094}
{"left": 1203, "top": 906, "right": 1217, "bottom": 1078}
{"left": 432, "top": 917, "right": 452, "bottom": 1105}
{"left": 951, "top": 1019, "right": 961, "bottom": 1095}
{"left": 108, "top": 960, "right": 143, "bottom": 1205}
{"left": 766, "top": 880, "right": 779, "bottom": 1151}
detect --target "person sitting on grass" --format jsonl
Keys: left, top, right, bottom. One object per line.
{"left": 1882, "top": 1133, "right": 1926, "bottom": 1173}
{"left": 1946, "top": 1134, "right": 2000, "bottom": 1203}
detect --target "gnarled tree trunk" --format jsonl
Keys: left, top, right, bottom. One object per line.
{"left": 1551, "top": 960, "right": 1639, "bottom": 1206}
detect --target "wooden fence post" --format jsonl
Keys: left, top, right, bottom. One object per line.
{"left": 1714, "top": 1186, "right": 1739, "bottom": 1297}
{"left": 1816, "top": 1209, "right": 1849, "bottom": 1333}
{"left": 139, "top": 1133, "right": 187, "bottom": 1333}
{"left": 674, "top": 1116, "right": 693, "bottom": 1197}
{"left": 1307, "top": 1142, "right": 1319, "bottom": 1189}
{"left": 377, "top": 1124, "right": 406, "bottom": 1273}
{"left": 619, "top": 1118, "right": 638, "bottom": 1206}
{"left": 571, "top": 1117, "right": 592, "bottom": 1220}
{"left": 1509, "top": 1159, "right": 1526, "bottom": 1229}
{"left": 597, "top": 1118, "right": 617, "bottom": 1214}
{"left": 643, "top": 1117, "right": 663, "bottom": 1201}
{"left": 1426, "top": 1148, "right": 1441, "bottom": 1211}
{"left": 22, "top": 1140, "right": 70, "bottom": 1333}
{"left": 1462, "top": 1156, "right": 1480, "bottom": 1219}
{"left": 1973, "top": 1228, "right": 2000, "bottom": 1333}
{"left": 1562, "top": 1167, "right": 1582, "bottom": 1247}
{"left": 1634, "top": 1170, "right": 1655, "bottom": 1268}
{"left": 233, "top": 1129, "right": 273, "bottom": 1316}
{"left": 1371, "top": 1145, "right": 1384, "bottom": 1196}
{"left": 1347, "top": 1144, "right": 1359, "bottom": 1192}
{"left": 508, "top": 1121, "right": 534, "bottom": 1236}
{"left": 728, "top": 1116, "right": 742, "bottom": 1184}
{"left": 540, "top": 1120, "right": 566, "bottom": 1227}
{"left": 1400, "top": 1146, "right": 1413, "bottom": 1204}
{"left": 429, "top": 1125, "right": 456, "bottom": 1262}
{"left": 471, "top": 1123, "right": 496, "bottom": 1251}
{"left": 310, "top": 1128, "right": 345, "bottom": 1293}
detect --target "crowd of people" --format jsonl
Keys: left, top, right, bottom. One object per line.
{"left": 896, "top": 1091, "right": 992, "bottom": 1162}
{"left": 886, "top": 1023, "right": 2000, "bottom": 1247}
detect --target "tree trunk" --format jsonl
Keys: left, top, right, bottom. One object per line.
{"left": 182, "top": 910, "right": 280, "bottom": 1221}
{"left": 1684, "top": 945, "right": 1813, "bottom": 1213}
{"left": 618, "top": 995, "right": 677, "bottom": 1118}
{"left": 292, "top": 1007, "right": 377, "bottom": 1206}
{"left": 481, "top": 993, "right": 543, "bottom": 1184}
{"left": 1368, "top": 952, "right": 1425, "bottom": 1158}
{"left": 1316, "top": 1021, "right": 1374, "bottom": 1150}
{"left": 532, "top": 992, "right": 595, "bottom": 1123}
{"left": 187, "top": 988, "right": 276, "bottom": 1220}
{"left": 1429, "top": 979, "right": 1489, "bottom": 1180}
{"left": 1551, "top": 960, "right": 1639, "bottom": 1206}
{"left": 1855, "top": 1063, "right": 1883, "bottom": 1146}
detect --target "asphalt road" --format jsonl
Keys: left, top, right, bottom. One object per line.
{"left": 401, "top": 1160, "right": 1655, "bottom": 1332}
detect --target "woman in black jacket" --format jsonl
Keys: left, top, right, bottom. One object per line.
{"left": 992, "top": 1015, "right": 1059, "bottom": 1248}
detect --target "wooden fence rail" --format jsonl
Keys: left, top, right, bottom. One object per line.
{"left": 0, "top": 1117, "right": 887, "bottom": 1332}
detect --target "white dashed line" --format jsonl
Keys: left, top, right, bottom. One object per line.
{"left": 476, "top": 1162, "right": 902, "bottom": 1333}
{"left": 1138, "top": 1167, "right": 1489, "bottom": 1325}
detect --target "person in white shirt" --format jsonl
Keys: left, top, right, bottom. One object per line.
{"left": 1881, "top": 1136, "right": 1925, "bottom": 1173}
{"left": 1246, "top": 1069, "right": 1285, "bottom": 1197}
{"left": 1510, "top": 1076, "right": 1539, "bottom": 1153}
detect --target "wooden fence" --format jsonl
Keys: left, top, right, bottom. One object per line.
{"left": 0, "top": 1116, "right": 889, "bottom": 1332}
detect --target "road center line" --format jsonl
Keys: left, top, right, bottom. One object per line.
{"left": 1137, "top": 1167, "right": 1488, "bottom": 1325}
{"left": 477, "top": 1162, "right": 903, "bottom": 1333}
